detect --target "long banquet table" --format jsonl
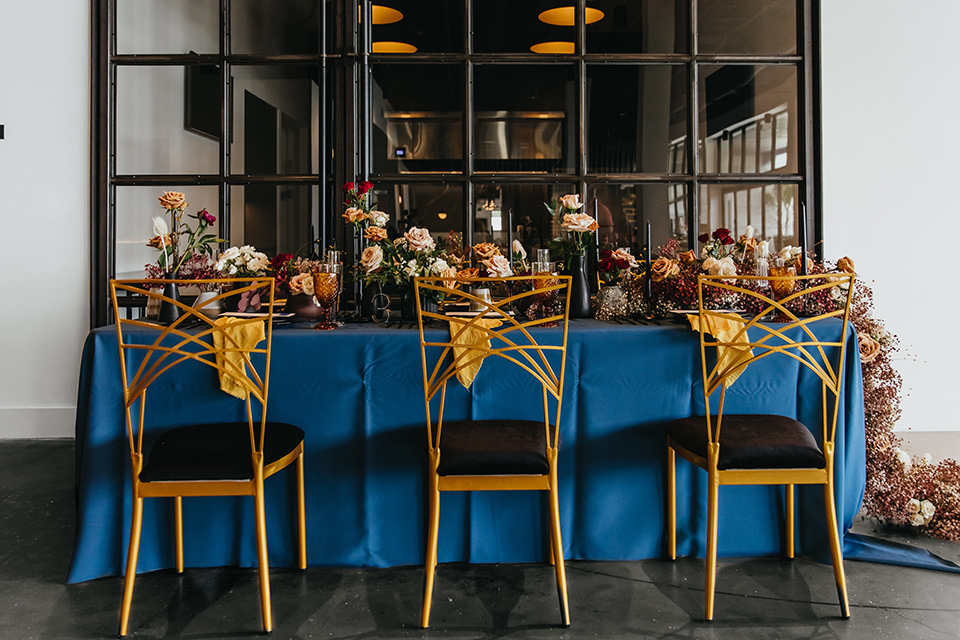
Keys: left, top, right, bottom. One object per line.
{"left": 67, "top": 318, "right": 865, "bottom": 584}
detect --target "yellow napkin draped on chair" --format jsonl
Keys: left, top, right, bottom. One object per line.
{"left": 212, "top": 317, "right": 266, "bottom": 398}
{"left": 686, "top": 313, "right": 753, "bottom": 386}
{"left": 447, "top": 317, "right": 503, "bottom": 388}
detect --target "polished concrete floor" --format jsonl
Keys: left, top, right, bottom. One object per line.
{"left": 1, "top": 439, "right": 958, "bottom": 640}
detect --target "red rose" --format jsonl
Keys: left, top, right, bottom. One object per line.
{"left": 358, "top": 181, "right": 373, "bottom": 194}
{"left": 712, "top": 228, "right": 731, "bottom": 241}
{"left": 698, "top": 233, "right": 710, "bottom": 243}
{"left": 342, "top": 182, "right": 355, "bottom": 193}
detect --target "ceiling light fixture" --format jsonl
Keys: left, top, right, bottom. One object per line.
{"left": 538, "top": 7, "right": 605, "bottom": 26}
{"left": 372, "top": 5, "right": 403, "bottom": 24}
{"left": 437, "top": 212, "right": 448, "bottom": 220}
{"left": 372, "top": 41, "right": 418, "bottom": 53}
{"left": 530, "top": 41, "right": 575, "bottom": 54}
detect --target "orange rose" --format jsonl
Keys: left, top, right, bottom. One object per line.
{"left": 837, "top": 256, "right": 855, "bottom": 273}
{"left": 858, "top": 333, "right": 881, "bottom": 363}
{"left": 678, "top": 250, "right": 698, "bottom": 263}
{"left": 650, "top": 257, "right": 680, "bottom": 282}
{"left": 473, "top": 242, "right": 500, "bottom": 260}
{"left": 456, "top": 267, "right": 479, "bottom": 280}
{"left": 158, "top": 191, "right": 188, "bottom": 210}
{"left": 342, "top": 207, "right": 368, "bottom": 224}
{"left": 364, "top": 226, "right": 387, "bottom": 242}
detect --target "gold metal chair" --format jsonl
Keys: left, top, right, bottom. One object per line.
{"left": 414, "top": 275, "right": 572, "bottom": 628}
{"left": 109, "top": 278, "right": 306, "bottom": 636}
{"left": 667, "top": 272, "right": 856, "bottom": 621}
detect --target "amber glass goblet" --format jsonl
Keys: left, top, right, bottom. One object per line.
{"left": 768, "top": 260, "right": 796, "bottom": 322}
{"left": 311, "top": 263, "right": 342, "bottom": 330}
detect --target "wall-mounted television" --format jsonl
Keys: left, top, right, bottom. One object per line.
{"left": 184, "top": 62, "right": 220, "bottom": 140}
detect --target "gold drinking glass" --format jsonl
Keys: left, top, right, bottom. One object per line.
{"left": 768, "top": 258, "right": 796, "bottom": 322}
{"left": 311, "top": 263, "right": 342, "bottom": 330}
{"left": 532, "top": 260, "right": 559, "bottom": 326}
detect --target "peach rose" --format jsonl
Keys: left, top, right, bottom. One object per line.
{"left": 858, "top": 333, "right": 881, "bottom": 363}
{"left": 559, "top": 194, "right": 583, "bottom": 211}
{"left": 404, "top": 227, "right": 436, "bottom": 252}
{"left": 342, "top": 207, "right": 368, "bottom": 224}
{"left": 561, "top": 212, "right": 599, "bottom": 233}
{"left": 364, "top": 226, "right": 387, "bottom": 242}
{"left": 473, "top": 242, "right": 500, "bottom": 260}
{"left": 482, "top": 255, "right": 513, "bottom": 278}
{"left": 457, "top": 267, "right": 479, "bottom": 280}
{"left": 440, "top": 265, "right": 459, "bottom": 289}
{"left": 679, "top": 250, "right": 698, "bottom": 263}
{"left": 611, "top": 248, "right": 638, "bottom": 268}
{"left": 158, "top": 191, "right": 188, "bottom": 210}
{"left": 360, "top": 245, "right": 383, "bottom": 273}
{"left": 650, "top": 257, "right": 680, "bottom": 282}
{"left": 837, "top": 256, "right": 855, "bottom": 273}
{"left": 289, "top": 273, "right": 314, "bottom": 296}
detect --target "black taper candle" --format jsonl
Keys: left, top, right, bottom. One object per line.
{"left": 507, "top": 208, "right": 514, "bottom": 270}
{"left": 799, "top": 202, "right": 808, "bottom": 275}
{"left": 645, "top": 221, "right": 652, "bottom": 303}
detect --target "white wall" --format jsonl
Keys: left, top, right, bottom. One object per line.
{"left": 821, "top": 1, "right": 960, "bottom": 431}
{"left": 0, "top": 2, "right": 90, "bottom": 436}
{"left": 0, "top": 2, "right": 954, "bottom": 437}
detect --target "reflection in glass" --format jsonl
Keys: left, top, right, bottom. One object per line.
{"left": 474, "top": 1, "right": 573, "bottom": 54}
{"left": 586, "top": 0, "right": 687, "bottom": 54}
{"left": 699, "top": 65, "right": 798, "bottom": 175}
{"left": 230, "top": 184, "right": 318, "bottom": 259}
{"left": 377, "top": 183, "right": 464, "bottom": 244}
{"left": 587, "top": 65, "right": 687, "bottom": 174}
{"left": 699, "top": 183, "right": 799, "bottom": 253}
{"left": 372, "top": 0, "right": 463, "bottom": 54}
{"left": 115, "top": 186, "right": 220, "bottom": 277}
{"left": 371, "top": 65, "right": 463, "bottom": 174}
{"left": 117, "top": 0, "right": 219, "bottom": 54}
{"left": 589, "top": 184, "right": 688, "bottom": 252}
{"left": 473, "top": 184, "right": 577, "bottom": 257}
{"left": 474, "top": 66, "right": 575, "bottom": 173}
{"left": 229, "top": 66, "right": 320, "bottom": 176}
{"left": 699, "top": 0, "right": 797, "bottom": 55}
{"left": 231, "top": 0, "right": 320, "bottom": 55}
{"left": 117, "top": 67, "right": 220, "bottom": 176}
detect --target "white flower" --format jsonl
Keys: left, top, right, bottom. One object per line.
{"left": 702, "top": 257, "right": 718, "bottom": 273}
{"left": 920, "top": 500, "right": 936, "bottom": 522}
{"left": 512, "top": 239, "right": 527, "bottom": 260}
{"left": 757, "top": 240, "right": 769, "bottom": 258}
{"left": 483, "top": 254, "right": 513, "bottom": 278}
{"left": 907, "top": 498, "right": 921, "bottom": 514}
{"left": 152, "top": 215, "right": 169, "bottom": 236}
{"left": 779, "top": 245, "right": 802, "bottom": 260}
{"left": 922, "top": 453, "right": 932, "bottom": 466}
{"left": 404, "top": 259, "right": 419, "bottom": 277}
{"left": 705, "top": 255, "right": 737, "bottom": 277}
{"left": 431, "top": 258, "right": 450, "bottom": 275}
{"left": 559, "top": 194, "right": 583, "bottom": 211}
{"left": 896, "top": 448, "right": 912, "bottom": 471}
{"left": 910, "top": 512, "right": 926, "bottom": 527}
{"left": 745, "top": 225, "right": 755, "bottom": 239}
{"left": 369, "top": 210, "right": 389, "bottom": 227}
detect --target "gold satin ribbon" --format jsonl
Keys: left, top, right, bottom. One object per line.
{"left": 448, "top": 317, "right": 503, "bottom": 388}
{"left": 212, "top": 317, "right": 265, "bottom": 398}
{"left": 687, "top": 313, "right": 753, "bottom": 386}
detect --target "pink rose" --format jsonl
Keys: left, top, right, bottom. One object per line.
{"left": 561, "top": 213, "right": 599, "bottom": 233}
{"left": 559, "top": 194, "right": 583, "bottom": 211}
{"left": 360, "top": 245, "right": 383, "bottom": 273}
{"left": 610, "top": 248, "right": 637, "bottom": 268}
{"left": 403, "top": 227, "right": 436, "bottom": 252}
{"left": 482, "top": 254, "right": 513, "bottom": 278}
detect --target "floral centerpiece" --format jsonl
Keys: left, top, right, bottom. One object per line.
{"left": 598, "top": 248, "right": 638, "bottom": 285}
{"left": 216, "top": 245, "right": 270, "bottom": 277}
{"left": 146, "top": 191, "right": 222, "bottom": 275}
{"left": 470, "top": 242, "right": 514, "bottom": 278}
{"left": 544, "top": 194, "right": 599, "bottom": 270}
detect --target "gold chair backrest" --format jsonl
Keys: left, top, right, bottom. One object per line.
{"left": 109, "top": 277, "right": 276, "bottom": 458}
{"left": 696, "top": 272, "right": 856, "bottom": 446}
{"left": 414, "top": 275, "right": 572, "bottom": 451}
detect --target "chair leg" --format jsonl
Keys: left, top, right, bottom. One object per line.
{"left": 118, "top": 495, "right": 144, "bottom": 637}
{"left": 785, "top": 484, "right": 795, "bottom": 560}
{"left": 667, "top": 445, "right": 676, "bottom": 560}
{"left": 823, "top": 483, "right": 850, "bottom": 619}
{"left": 174, "top": 496, "right": 184, "bottom": 573}
{"left": 253, "top": 474, "right": 273, "bottom": 633}
{"left": 704, "top": 471, "right": 719, "bottom": 622}
{"left": 420, "top": 476, "right": 440, "bottom": 629}
{"left": 296, "top": 452, "right": 307, "bottom": 570}
{"left": 548, "top": 482, "right": 570, "bottom": 627}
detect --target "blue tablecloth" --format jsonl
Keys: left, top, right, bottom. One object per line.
{"left": 67, "top": 319, "right": 867, "bottom": 584}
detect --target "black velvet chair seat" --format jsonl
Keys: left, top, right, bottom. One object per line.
{"left": 667, "top": 414, "right": 825, "bottom": 471}
{"left": 437, "top": 420, "right": 551, "bottom": 476}
{"left": 140, "top": 422, "right": 305, "bottom": 482}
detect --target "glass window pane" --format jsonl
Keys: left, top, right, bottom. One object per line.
{"left": 586, "top": 0, "right": 687, "bottom": 54}
{"left": 473, "top": 65, "right": 576, "bottom": 174}
{"left": 117, "top": 0, "right": 219, "bottom": 55}
{"left": 116, "top": 66, "right": 220, "bottom": 175}
{"left": 372, "top": 65, "right": 463, "bottom": 174}
{"left": 230, "top": 184, "right": 319, "bottom": 257}
{"left": 698, "top": 65, "right": 798, "bottom": 175}
{"left": 587, "top": 65, "right": 687, "bottom": 174}
{"left": 115, "top": 186, "right": 221, "bottom": 277}
{"left": 699, "top": 183, "right": 799, "bottom": 251}
{"left": 698, "top": 0, "right": 798, "bottom": 55}
{"left": 372, "top": 0, "right": 463, "bottom": 54}
{"left": 231, "top": 0, "right": 321, "bottom": 55}
{"left": 474, "top": 184, "right": 577, "bottom": 258}
{"left": 230, "top": 66, "right": 320, "bottom": 176}
{"left": 590, "top": 184, "right": 688, "bottom": 252}
{"left": 473, "top": 1, "right": 573, "bottom": 54}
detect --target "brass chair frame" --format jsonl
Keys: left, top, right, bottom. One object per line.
{"left": 667, "top": 272, "right": 856, "bottom": 621}
{"left": 109, "top": 278, "right": 307, "bottom": 636}
{"left": 414, "top": 275, "right": 572, "bottom": 628}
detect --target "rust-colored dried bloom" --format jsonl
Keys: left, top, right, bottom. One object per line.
{"left": 158, "top": 191, "right": 188, "bottom": 210}
{"left": 146, "top": 234, "right": 175, "bottom": 249}
{"left": 364, "top": 226, "right": 387, "bottom": 242}
{"left": 472, "top": 242, "right": 500, "bottom": 260}
{"left": 838, "top": 256, "right": 855, "bottom": 273}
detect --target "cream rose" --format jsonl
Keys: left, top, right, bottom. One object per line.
{"left": 158, "top": 191, "right": 188, "bottom": 210}
{"left": 473, "top": 242, "right": 500, "bottom": 260}
{"left": 561, "top": 212, "right": 599, "bottom": 233}
{"left": 289, "top": 273, "right": 314, "bottom": 296}
{"left": 512, "top": 239, "right": 527, "bottom": 260}
{"left": 858, "top": 333, "right": 881, "bottom": 363}
{"left": 611, "top": 248, "right": 638, "bottom": 268}
{"left": 921, "top": 500, "right": 936, "bottom": 522}
{"left": 404, "top": 227, "right": 436, "bottom": 252}
{"left": 559, "top": 194, "right": 583, "bottom": 211}
{"left": 364, "top": 226, "right": 388, "bottom": 242}
{"left": 706, "top": 256, "right": 737, "bottom": 277}
{"left": 342, "top": 207, "right": 368, "bottom": 224}
{"left": 440, "top": 265, "right": 459, "bottom": 289}
{"left": 483, "top": 254, "right": 513, "bottom": 278}
{"left": 368, "top": 210, "right": 389, "bottom": 227}
{"left": 650, "top": 257, "right": 679, "bottom": 282}
{"left": 360, "top": 245, "right": 383, "bottom": 273}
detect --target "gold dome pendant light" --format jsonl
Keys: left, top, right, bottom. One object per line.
{"left": 538, "top": 6, "right": 604, "bottom": 26}
{"left": 366, "top": 4, "right": 416, "bottom": 53}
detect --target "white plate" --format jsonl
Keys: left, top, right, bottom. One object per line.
{"left": 444, "top": 311, "right": 515, "bottom": 318}
{"left": 219, "top": 312, "right": 296, "bottom": 318}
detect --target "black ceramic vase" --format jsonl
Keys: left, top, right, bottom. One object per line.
{"left": 157, "top": 273, "right": 181, "bottom": 323}
{"left": 567, "top": 254, "right": 592, "bottom": 318}
{"left": 360, "top": 281, "right": 384, "bottom": 318}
